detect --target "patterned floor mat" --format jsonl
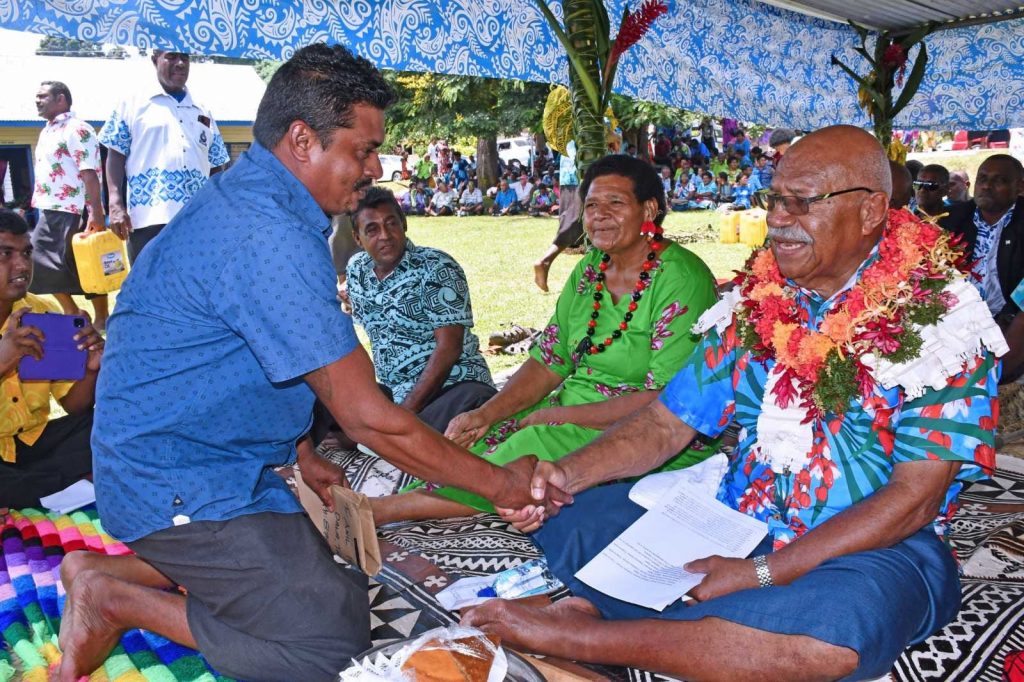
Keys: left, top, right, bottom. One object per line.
{"left": 336, "top": 449, "right": 1024, "bottom": 682}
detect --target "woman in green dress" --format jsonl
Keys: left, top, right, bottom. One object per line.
{"left": 371, "top": 155, "right": 719, "bottom": 524}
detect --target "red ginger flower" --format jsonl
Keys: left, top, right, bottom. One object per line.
{"left": 609, "top": 1, "right": 669, "bottom": 65}
{"left": 882, "top": 42, "right": 908, "bottom": 86}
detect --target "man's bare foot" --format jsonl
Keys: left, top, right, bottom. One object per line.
{"left": 59, "top": 550, "right": 91, "bottom": 594}
{"left": 58, "top": 570, "right": 125, "bottom": 681}
{"left": 461, "top": 596, "right": 601, "bottom": 656}
{"left": 533, "top": 262, "right": 549, "bottom": 292}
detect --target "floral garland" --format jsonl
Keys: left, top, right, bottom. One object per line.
{"left": 732, "top": 208, "right": 972, "bottom": 419}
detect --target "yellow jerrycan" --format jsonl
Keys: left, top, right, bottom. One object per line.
{"left": 739, "top": 209, "right": 768, "bottom": 247}
{"left": 72, "top": 230, "right": 130, "bottom": 294}
{"left": 719, "top": 211, "right": 740, "bottom": 244}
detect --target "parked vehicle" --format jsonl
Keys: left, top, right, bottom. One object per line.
{"left": 497, "top": 137, "right": 534, "bottom": 167}
{"left": 951, "top": 130, "right": 1011, "bottom": 151}
{"left": 378, "top": 154, "right": 404, "bottom": 182}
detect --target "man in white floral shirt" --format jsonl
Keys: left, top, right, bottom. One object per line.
{"left": 31, "top": 81, "right": 108, "bottom": 328}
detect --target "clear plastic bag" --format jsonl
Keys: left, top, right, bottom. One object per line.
{"left": 340, "top": 626, "right": 508, "bottom": 681}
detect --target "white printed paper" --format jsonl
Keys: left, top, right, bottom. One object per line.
{"left": 576, "top": 478, "right": 767, "bottom": 611}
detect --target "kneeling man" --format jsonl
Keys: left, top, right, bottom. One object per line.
{"left": 55, "top": 44, "right": 555, "bottom": 682}
{"left": 466, "top": 126, "right": 1004, "bottom": 681}
{"left": 346, "top": 187, "right": 496, "bottom": 432}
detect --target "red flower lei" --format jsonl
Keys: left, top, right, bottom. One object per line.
{"left": 733, "top": 209, "right": 971, "bottom": 418}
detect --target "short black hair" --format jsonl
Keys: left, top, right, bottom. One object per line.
{"left": 253, "top": 43, "right": 395, "bottom": 150}
{"left": 350, "top": 186, "right": 405, "bottom": 232}
{"left": 0, "top": 210, "right": 30, "bottom": 236}
{"left": 40, "top": 80, "right": 72, "bottom": 108}
{"left": 920, "top": 164, "right": 950, "bottom": 185}
{"left": 982, "top": 153, "right": 1024, "bottom": 180}
{"left": 905, "top": 159, "right": 924, "bottom": 180}
{"left": 578, "top": 154, "right": 667, "bottom": 226}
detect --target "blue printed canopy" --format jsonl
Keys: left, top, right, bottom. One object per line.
{"left": 2, "top": 0, "right": 1022, "bottom": 129}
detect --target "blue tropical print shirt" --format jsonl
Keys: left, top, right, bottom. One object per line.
{"left": 346, "top": 242, "right": 493, "bottom": 404}
{"left": 659, "top": 262, "right": 998, "bottom": 550}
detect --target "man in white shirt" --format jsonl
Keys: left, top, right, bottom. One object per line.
{"left": 427, "top": 181, "right": 457, "bottom": 217}
{"left": 99, "top": 50, "right": 230, "bottom": 262}
{"left": 458, "top": 181, "right": 483, "bottom": 216}
{"left": 30, "top": 80, "right": 110, "bottom": 327}
{"left": 512, "top": 173, "right": 534, "bottom": 211}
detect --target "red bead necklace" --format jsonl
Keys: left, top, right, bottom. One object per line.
{"left": 576, "top": 231, "right": 666, "bottom": 357}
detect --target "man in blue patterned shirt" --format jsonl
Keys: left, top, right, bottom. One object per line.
{"left": 55, "top": 44, "right": 556, "bottom": 682}
{"left": 344, "top": 186, "right": 495, "bottom": 433}
{"left": 98, "top": 50, "right": 230, "bottom": 262}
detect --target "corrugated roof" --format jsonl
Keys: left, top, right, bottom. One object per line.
{"left": 758, "top": 0, "right": 1024, "bottom": 31}
{"left": 0, "top": 54, "right": 265, "bottom": 125}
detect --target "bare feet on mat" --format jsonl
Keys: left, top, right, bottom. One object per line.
{"left": 533, "top": 262, "right": 549, "bottom": 292}
{"left": 461, "top": 596, "right": 601, "bottom": 655}
{"left": 58, "top": 570, "right": 124, "bottom": 681}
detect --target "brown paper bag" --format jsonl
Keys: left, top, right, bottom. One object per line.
{"left": 295, "top": 471, "right": 382, "bottom": 576}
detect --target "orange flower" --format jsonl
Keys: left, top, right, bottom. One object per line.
{"left": 749, "top": 281, "right": 784, "bottom": 302}
{"left": 771, "top": 322, "right": 800, "bottom": 366}
{"left": 796, "top": 332, "right": 835, "bottom": 376}
{"left": 738, "top": 208, "right": 960, "bottom": 414}
{"left": 750, "top": 249, "right": 780, "bottom": 282}
{"left": 819, "top": 309, "right": 854, "bottom": 345}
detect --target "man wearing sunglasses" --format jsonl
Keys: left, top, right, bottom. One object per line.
{"left": 914, "top": 164, "right": 953, "bottom": 221}
{"left": 467, "top": 126, "right": 1002, "bottom": 681}
{"left": 917, "top": 163, "right": 962, "bottom": 232}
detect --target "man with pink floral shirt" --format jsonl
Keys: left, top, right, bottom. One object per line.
{"left": 31, "top": 81, "right": 108, "bottom": 328}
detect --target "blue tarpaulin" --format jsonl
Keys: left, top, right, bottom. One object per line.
{"left": 1, "top": 0, "right": 1021, "bottom": 130}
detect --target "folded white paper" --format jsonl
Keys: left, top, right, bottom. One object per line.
{"left": 40, "top": 479, "right": 95, "bottom": 515}
{"left": 628, "top": 453, "right": 729, "bottom": 510}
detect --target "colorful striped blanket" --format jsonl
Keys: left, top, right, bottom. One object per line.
{"left": 0, "top": 507, "right": 232, "bottom": 682}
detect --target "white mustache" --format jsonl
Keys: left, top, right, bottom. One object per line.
{"left": 768, "top": 226, "right": 814, "bottom": 244}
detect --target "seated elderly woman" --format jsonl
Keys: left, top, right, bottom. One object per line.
{"left": 371, "top": 154, "right": 719, "bottom": 524}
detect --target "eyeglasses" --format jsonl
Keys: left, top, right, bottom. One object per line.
{"left": 752, "top": 187, "right": 874, "bottom": 215}
{"left": 912, "top": 180, "right": 944, "bottom": 191}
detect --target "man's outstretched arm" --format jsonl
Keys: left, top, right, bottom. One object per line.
{"left": 305, "top": 346, "right": 567, "bottom": 511}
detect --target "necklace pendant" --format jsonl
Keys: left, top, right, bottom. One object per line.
{"left": 575, "top": 336, "right": 593, "bottom": 357}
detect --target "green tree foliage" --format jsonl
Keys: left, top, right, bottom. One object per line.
{"left": 383, "top": 72, "right": 549, "bottom": 188}
{"left": 36, "top": 36, "right": 104, "bottom": 57}
{"left": 254, "top": 60, "right": 282, "bottom": 83}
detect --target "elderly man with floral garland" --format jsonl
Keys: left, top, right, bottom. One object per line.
{"left": 464, "top": 126, "right": 1007, "bottom": 682}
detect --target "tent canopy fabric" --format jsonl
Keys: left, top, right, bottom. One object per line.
{"left": 1, "top": 0, "right": 1022, "bottom": 130}
{"left": 760, "top": 0, "right": 1024, "bottom": 32}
